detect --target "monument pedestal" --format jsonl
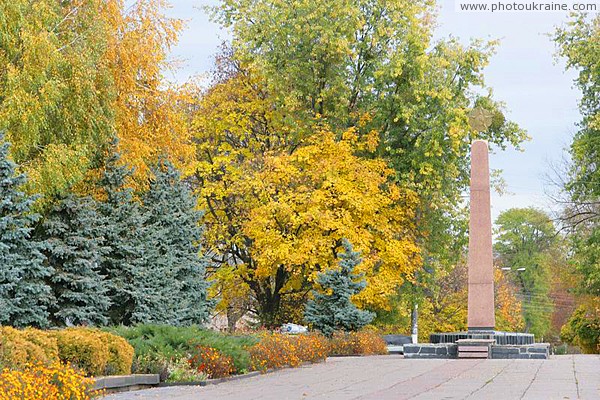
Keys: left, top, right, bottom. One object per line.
{"left": 404, "top": 332, "right": 549, "bottom": 359}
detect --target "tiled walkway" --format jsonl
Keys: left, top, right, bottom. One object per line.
{"left": 104, "top": 355, "right": 600, "bottom": 400}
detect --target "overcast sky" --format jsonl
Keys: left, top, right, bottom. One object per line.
{"left": 162, "top": 0, "right": 586, "bottom": 223}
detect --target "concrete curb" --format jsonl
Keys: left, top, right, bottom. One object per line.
{"left": 158, "top": 371, "right": 262, "bottom": 387}
{"left": 96, "top": 360, "right": 327, "bottom": 393}
{"left": 93, "top": 374, "right": 159, "bottom": 391}
{"left": 328, "top": 353, "right": 390, "bottom": 357}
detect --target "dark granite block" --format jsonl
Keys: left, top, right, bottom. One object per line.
{"left": 529, "top": 354, "right": 547, "bottom": 359}
{"left": 493, "top": 347, "right": 519, "bottom": 354}
{"left": 420, "top": 347, "right": 437, "bottom": 354}
{"left": 529, "top": 347, "right": 548, "bottom": 354}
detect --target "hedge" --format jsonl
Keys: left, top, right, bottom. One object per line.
{"left": 0, "top": 327, "right": 134, "bottom": 376}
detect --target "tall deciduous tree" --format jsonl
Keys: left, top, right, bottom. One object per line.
{"left": 193, "top": 71, "right": 420, "bottom": 326}
{"left": 554, "top": 13, "right": 600, "bottom": 352}
{"left": 42, "top": 195, "right": 110, "bottom": 327}
{"left": 494, "top": 208, "right": 556, "bottom": 337}
{"left": 0, "top": 135, "right": 51, "bottom": 327}
{"left": 104, "top": 0, "right": 196, "bottom": 187}
{"left": 211, "top": 0, "right": 528, "bottom": 280}
{"left": 0, "top": 0, "right": 195, "bottom": 201}
{"left": 555, "top": 14, "right": 600, "bottom": 296}
{"left": 0, "top": 0, "right": 115, "bottom": 200}
{"left": 142, "top": 159, "right": 212, "bottom": 325}
{"left": 305, "top": 240, "right": 375, "bottom": 337}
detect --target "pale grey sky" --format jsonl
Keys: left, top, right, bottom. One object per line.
{"left": 163, "top": 0, "right": 587, "bottom": 222}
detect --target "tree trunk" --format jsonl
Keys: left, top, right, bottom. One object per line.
{"left": 251, "top": 265, "right": 288, "bottom": 328}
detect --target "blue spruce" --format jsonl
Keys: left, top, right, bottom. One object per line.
{"left": 42, "top": 195, "right": 110, "bottom": 326}
{"left": 304, "top": 239, "right": 375, "bottom": 337}
{"left": 141, "top": 159, "right": 212, "bottom": 325}
{"left": 97, "top": 141, "right": 149, "bottom": 325}
{"left": 0, "top": 135, "right": 52, "bottom": 327}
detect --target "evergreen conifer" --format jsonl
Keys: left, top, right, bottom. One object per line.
{"left": 304, "top": 239, "right": 374, "bottom": 336}
{"left": 43, "top": 195, "right": 110, "bottom": 326}
{"left": 141, "top": 159, "right": 211, "bottom": 325}
{"left": 97, "top": 141, "right": 149, "bottom": 325}
{"left": 0, "top": 135, "right": 51, "bottom": 327}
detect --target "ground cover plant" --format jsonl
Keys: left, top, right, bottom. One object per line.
{"left": 107, "top": 324, "right": 258, "bottom": 379}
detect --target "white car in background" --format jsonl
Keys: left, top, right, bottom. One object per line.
{"left": 281, "top": 323, "right": 308, "bottom": 334}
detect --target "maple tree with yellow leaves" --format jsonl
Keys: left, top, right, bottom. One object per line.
{"left": 193, "top": 65, "right": 420, "bottom": 326}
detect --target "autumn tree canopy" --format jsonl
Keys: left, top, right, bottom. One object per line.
{"left": 208, "top": 0, "right": 529, "bottom": 327}
{"left": 0, "top": 0, "right": 194, "bottom": 203}
{"left": 193, "top": 66, "right": 420, "bottom": 325}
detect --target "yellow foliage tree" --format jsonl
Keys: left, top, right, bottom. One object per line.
{"left": 104, "top": 0, "right": 195, "bottom": 187}
{"left": 193, "top": 67, "right": 421, "bottom": 326}
{"left": 494, "top": 268, "right": 525, "bottom": 332}
{"left": 0, "top": 0, "right": 194, "bottom": 202}
{"left": 0, "top": 0, "right": 115, "bottom": 200}
{"left": 376, "top": 263, "right": 524, "bottom": 341}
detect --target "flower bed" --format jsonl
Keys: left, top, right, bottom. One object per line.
{"left": 0, "top": 362, "right": 98, "bottom": 400}
{"left": 107, "top": 324, "right": 257, "bottom": 381}
{"left": 189, "top": 345, "right": 235, "bottom": 378}
{"left": 327, "top": 331, "right": 388, "bottom": 356}
{"left": 249, "top": 333, "right": 328, "bottom": 372}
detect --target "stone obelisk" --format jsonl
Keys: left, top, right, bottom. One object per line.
{"left": 467, "top": 140, "right": 495, "bottom": 331}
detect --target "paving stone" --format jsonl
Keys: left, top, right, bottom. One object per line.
{"left": 102, "top": 355, "right": 600, "bottom": 400}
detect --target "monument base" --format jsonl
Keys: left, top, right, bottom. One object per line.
{"left": 430, "top": 330, "right": 534, "bottom": 345}
{"left": 403, "top": 331, "right": 549, "bottom": 359}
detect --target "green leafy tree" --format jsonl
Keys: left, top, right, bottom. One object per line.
{"left": 0, "top": 0, "right": 115, "bottom": 200}
{"left": 211, "top": 0, "right": 527, "bottom": 256}
{"left": 555, "top": 14, "right": 600, "bottom": 297}
{"left": 209, "top": 0, "right": 528, "bottom": 325}
{"left": 42, "top": 194, "right": 110, "bottom": 327}
{"left": 494, "top": 208, "right": 556, "bottom": 337}
{"left": 305, "top": 240, "right": 374, "bottom": 337}
{"left": 141, "top": 159, "right": 212, "bottom": 325}
{"left": 97, "top": 141, "right": 149, "bottom": 325}
{"left": 0, "top": 135, "right": 51, "bottom": 327}
{"left": 554, "top": 13, "right": 600, "bottom": 350}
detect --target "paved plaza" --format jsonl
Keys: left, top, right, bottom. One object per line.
{"left": 105, "top": 355, "right": 599, "bottom": 400}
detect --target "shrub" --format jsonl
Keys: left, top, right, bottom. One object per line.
{"left": 249, "top": 333, "right": 328, "bottom": 372}
{"left": 189, "top": 346, "right": 235, "bottom": 379}
{"left": 328, "top": 331, "right": 388, "bottom": 356}
{"left": 102, "top": 332, "right": 134, "bottom": 375}
{"left": 0, "top": 362, "right": 97, "bottom": 400}
{"left": 561, "top": 305, "right": 600, "bottom": 354}
{"left": 107, "top": 324, "right": 257, "bottom": 373}
{"left": 51, "top": 328, "right": 134, "bottom": 376}
{"left": 0, "top": 327, "right": 133, "bottom": 376}
{"left": 52, "top": 328, "right": 109, "bottom": 376}
{"left": 131, "top": 354, "right": 170, "bottom": 382}
{"left": 0, "top": 327, "right": 59, "bottom": 369}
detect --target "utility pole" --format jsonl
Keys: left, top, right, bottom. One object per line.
{"left": 411, "top": 303, "right": 418, "bottom": 343}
